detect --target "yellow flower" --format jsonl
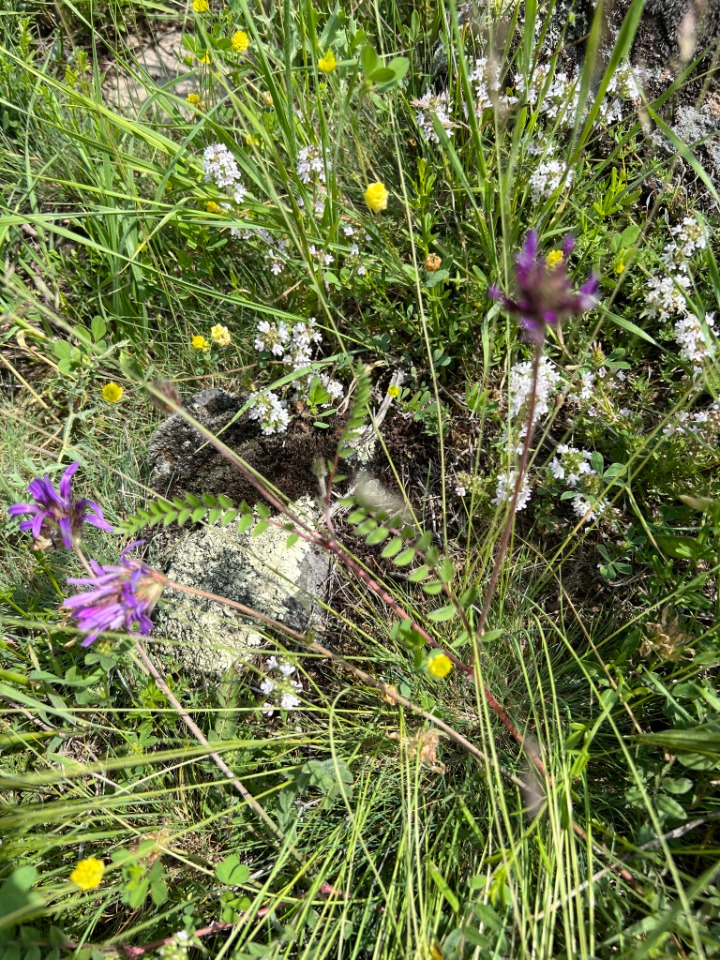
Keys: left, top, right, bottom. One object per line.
{"left": 318, "top": 49, "right": 337, "bottom": 73}
{"left": 245, "top": 133, "right": 260, "bottom": 147}
{"left": 206, "top": 200, "right": 220, "bottom": 213}
{"left": 70, "top": 857, "right": 105, "bottom": 891}
{"left": 192, "top": 0, "right": 209, "bottom": 12}
{"left": 232, "top": 30, "right": 249, "bottom": 54}
{"left": 191, "top": 335, "right": 210, "bottom": 352}
{"left": 387, "top": 384, "right": 401, "bottom": 399}
{"left": 364, "top": 181, "right": 389, "bottom": 213}
{"left": 545, "top": 249, "right": 564, "bottom": 270}
{"left": 197, "top": 51, "right": 211, "bottom": 65}
{"left": 614, "top": 259, "right": 626, "bottom": 275}
{"left": 186, "top": 92, "right": 205, "bottom": 109}
{"left": 102, "top": 382, "right": 123, "bottom": 403}
{"left": 427, "top": 653, "right": 453, "bottom": 679}
{"left": 210, "top": 324, "right": 231, "bottom": 346}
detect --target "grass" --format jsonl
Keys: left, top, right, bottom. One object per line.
{"left": 1, "top": 0, "right": 720, "bottom": 957}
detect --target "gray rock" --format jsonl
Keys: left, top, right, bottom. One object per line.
{"left": 155, "top": 497, "right": 331, "bottom": 676}
{"left": 104, "top": 28, "right": 195, "bottom": 112}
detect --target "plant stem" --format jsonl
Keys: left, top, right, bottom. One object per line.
{"left": 475, "top": 341, "right": 542, "bottom": 639}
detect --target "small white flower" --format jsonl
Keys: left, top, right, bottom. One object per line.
{"left": 278, "top": 661, "right": 296, "bottom": 677}
{"left": 266, "top": 656, "right": 278, "bottom": 670}
{"left": 674, "top": 312, "right": 717, "bottom": 370}
{"left": 260, "top": 678, "right": 276, "bottom": 695}
{"left": 203, "top": 143, "right": 242, "bottom": 189}
{"left": 492, "top": 469, "right": 532, "bottom": 511}
{"left": 248, "top": 391, "right": 290, "bottom": 434}
{"left": 280, "top": 693, "right": 301, "bottom": 710}
{"left": 296, "top": 144, "right": 330, "bottom": 184}
{"left": 529, "top": 158, "right": 573, "bottom": 200}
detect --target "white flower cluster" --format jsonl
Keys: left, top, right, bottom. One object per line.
{"left": 509, "top": 357, "right": 562, "bottom": 435}
{"left": 309, "top": 243, "right": 334, "bottom": 267}
{"left": 529, "top": 157, "right": 573, "bottom": 200}
{"left": 470, "top": 57, "right": 518, "bottom": 115}
{"left": 234, "top": 227, "right": 290, "bottom": 274}
{"left": 254, "top": 317, "right": 323, "bottom": 368}
{"left": 663, "top": 400, "right": 720, "bottom": 437}
{"left": 645, "top": 216, "right": 715, "bottom": 373}
{"left": 547, "top": 444, "right": 612, "bottom": 523}
{"left": 203, "top": 143, "right": 246, "bottom": 202}
{"left": 673, "top": 312, "right": 716, "bottom": 368}
{"left": 516, "top": 60, "right": 642, "bottom": 132}
{"left": 254, "top": 319, "right": 290, "bottom": 356}
{"left": 260, "top": 657, "right": 303, "bottom": 715}
{"left": 492, "top": 469, "right": 532, "bottom": 511}
{"left": 248, "top": 390, "right": 290, "bottom": 435}
{"left": 250, "top": 317, "right": 344, "bottom": 430}
{"left": 317, "top": 372, "right": 344, "bottom": 403}
{"left": 411, "top": 90, "right": 455, "bottom": 143}
{"left": 296, "top": 144, "right": 330, "bottom": 184}
{"left": 548, "top": 444, "right": 595, "bottom": 486}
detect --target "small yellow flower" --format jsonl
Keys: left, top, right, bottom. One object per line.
{"left": 210, "top": 324, "right": 231, "bottom": 346}
{"left": 387, "top": 384, "right": 401, "bottom": 399}
{"left": 70, "top": 857, "right": 105, "bottom": 891}
{"left": 192, "top": 0, "right": 209, "bottom": 12}
{"left": 206, "top": 200, "right": 220, "bottom": 213}
{"left": 191, "top": 335, "right": 210, "bottom": 352}
{"left": 102, "top": 382, "right": 124, "bottom": 403}
{"left": 186, "top": 92, "right": 205, "bottom": 109}
{"left": 232, "top": 30, "right": 249, "bottom": 54}
{"left": 245, "top": 133, "right": 260, "bottom": 147}
{"left": 196, "top": 51, "right": 211, "bottom": 65}
{"left": 318, "top": 49, "right": 337, "bottom": 73}
{"left": 545, "top": 249, "right": 564, "bottom": 270}
{"left": 427, "top": 653, "right": 453, "bottom": 679}
{"left": 364, "top": 182, "right": 389, "bottom": 213}
{"left": 614, "top": 259, "right": 626, "bottom": 275}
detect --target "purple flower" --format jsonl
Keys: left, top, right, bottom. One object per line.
{"left": 490, "top": 232, "right": 599, "bottom": 343}
{"left": 8, "top": 462, "right": 113, "bottom": 549}
{"left": 64, "top": 543, "right": 164, "bottom": 647}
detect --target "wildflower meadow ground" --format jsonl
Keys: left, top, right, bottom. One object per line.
{"left": 1, "top": 0, "right": 720, "bottom": 957}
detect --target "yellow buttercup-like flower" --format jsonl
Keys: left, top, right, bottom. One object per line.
{"left": 364, "top": 182, "right": 389, "bottom": 213}
{"left": 387, "top": 384, "right": 401, "bottom": 399}
{"left": 70, "top": 857, "right": 105, "bottom": 891}
{"left": 192, "top": 0, "right": 209, "bottom": 12}
{"left": 427, "top": 653, "right": 453, "bottom": 679}
{"left": 232, "top": 30, "right": 249, "bottom": 54}
{"left": 196, "top": 51, "right": 211, "bottom": 65}
{"left": 545, "top": 249, "right": 564, "bottom": 270}
{"left": 206, "top": 200, "right": 220, "bottom": 213}
{"left": 210, "top": 324, "right": 231, "bottom": 347}
{"left": 102, "top": 382, "right": 123, "bottom": 403}
{"left": 191, "top": 335, "right": 210, "bottom": 352}
{"left": 186, "top": 92, "right": 205, "bottom": 109}
{"left": 318, "top": 49, "right": 337, "bottom": 73}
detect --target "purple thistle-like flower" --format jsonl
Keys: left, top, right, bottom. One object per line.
{"left": 8, "top": 462, "right": 113, "bottom": 549}
{"left": 490, "top": 231, "right": 599, "bottom": 343}
{"left": 64, "top": 542, "right": 164, "bottom": 647}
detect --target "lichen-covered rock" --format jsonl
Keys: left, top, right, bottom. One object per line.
{"left": 155, "top": 497, "right": 331, "bottom": 676}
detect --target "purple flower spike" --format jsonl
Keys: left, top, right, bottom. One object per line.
{"left": 491, "top": 231, "right": 599, "bottom": 343}
{"left": 8, "top": 462, "right": 113, "bottom": 549}
{"left": 64, "top": 543, "right": 164, "bottom": 647}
